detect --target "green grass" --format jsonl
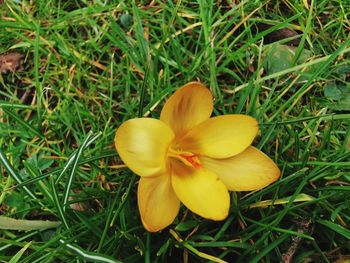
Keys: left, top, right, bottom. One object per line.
{"left": 1, "top": 0, "right": 350, "bottom": 262}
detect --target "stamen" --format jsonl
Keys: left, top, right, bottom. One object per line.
{"left": 179, "top": 153, "right": 202, "bottom": 169}
{"left": 167, "top": 147, "right": 202, "bottom": 169}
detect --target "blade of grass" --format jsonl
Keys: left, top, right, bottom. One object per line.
{"left": 7, "top": 150, "right": 115, "bottom": 191}
{"left": 0, "top": 149, "right": 37, "bottom": 200}
{"left": 55, "top": 131, "right": 102, "bottom": 183}
{"left": 249, "top": 233, "right": 289, "bottom": 263}
{"left": 59, "top": 239, "right": 122, "bottom": 263}
{"left": 8, "top": 241, "right": 32, "bottom": 263}
{"left": 318, "top": 220, "right": 350, "bottom": 240}
{"left": 62, "top": 131, "right": 101, "bottom": 211}
{"left": 0, "top": 102, "right": 33, "bottom": 109}
{"left": 50, "top": 177, "right": 69, "bottom": 230}
{"left": 2, "top": 109, "right": 44, "bottom": 139}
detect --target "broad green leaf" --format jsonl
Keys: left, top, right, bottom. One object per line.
{"left": 264, "top": 44, "right": 311, "bottom": 74}
{"left": 120, "top": 14, "right": 133, "bottom": 29}
{"left": 324, "top": 84, "right": 344, "bottom": 100}
{"left": 4, "top": 191, "right": 31, "bottom": 218}
{"left": 324, "top": 82, "right": 350, "bottom": 110}
{"left": 328, "top": 98, "right": 350, "bottom": 111}
{"left": 0, "top": 216, "right": 61, "bottom": 231}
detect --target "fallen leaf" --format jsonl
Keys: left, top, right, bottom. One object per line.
{"left": 69, "top": 196, "right": 85, "bottom": 212}
{"left": 0, "top": 52, "right": 24, "bottom": 73}
{"left": 256, "top": 23, "right": 301, "bottom": 46}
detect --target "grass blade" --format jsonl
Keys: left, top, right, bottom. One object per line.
{"left": 59, "top": 239, "right": 121, "bottom": 263}
{"left": 2, "top": 108, "right": 44, "bottom": 139}
{"left": 0, "top": 149, "right": 37, "bottom": 200}
{"left": 318, "top": 220, "right": 350, "bottom": 240}
{"left": 50, "top": 177, "right": 69, "bottom": 230}
{"left": 8, "top": 241, "right": 32, "bottom": 263}
{"left": 55, "top": 131, "right": 102, "bottom": 184}
{"left": 0, "top": 101, "right": 33, "bottom": 109}
{"left": 62, "top": 131, "right": 101, "bottom": 211}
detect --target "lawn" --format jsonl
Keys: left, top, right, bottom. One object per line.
{"left": 1, "top": 0, "right": 350, "bottom": 262}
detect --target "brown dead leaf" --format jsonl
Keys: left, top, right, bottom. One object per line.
{"left": 68, "top": 196, "right": 85, "bottom": 212}
{"left": 256, "top": 23, "right": 301, "bottom": 46}
{"left": 0, "top": 52, "right": 24, "bottom": 73}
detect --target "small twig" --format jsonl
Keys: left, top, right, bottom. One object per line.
{"left": 20, "top": 88, "right": 33, "bottom": 104}
{"left": 281, "top": 218, "right": 313, "bottom": 263}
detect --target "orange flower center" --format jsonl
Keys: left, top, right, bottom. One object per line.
{"left": 178, "top": 153, "right": 202, "bottom": 169}
{"left": 168, "top": 148, "right": 202, "bottom": 169}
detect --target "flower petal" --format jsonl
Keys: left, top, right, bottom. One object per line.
{"left": 200, "top": 146, "right": 280, "bottom": 191}
{"left": 176, "top": 115, "right": 259, "bottom": 158}
{"left": 115, "top": 118, "right": 174, "bottom": 177}
{"left": 171, "top": 160, "right": 230, "bottom": 220}
{"left": 160, "top": 82, "right": 213, "bottom": 137}
{"left": 138, "top": 174, "right": 180, "bottom": 232}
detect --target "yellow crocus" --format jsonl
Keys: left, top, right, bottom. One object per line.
{"left": 115, "top": 82, "right": 280, "bottom": 232}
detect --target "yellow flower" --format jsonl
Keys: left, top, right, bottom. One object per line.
{"left": 115, "top": 82, "right": 280, "bottom": 232}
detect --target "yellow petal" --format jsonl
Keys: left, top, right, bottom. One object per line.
{"left": 138, "top": 174, "right": 180, "bottom": 232}
{"left": 176, "top": 115, "right": 258, "bottom": 159}
{"left": 160, "top": 82, "right": 213, "bottom": 137}
{"left": 171, "top": 160, "right": 229, "bottom": 220}
{"left": 200, "top": 146, "right": 280, "bottom": 191}
{"left": 115, "top": 118, "right": 174, "bottom": 177}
